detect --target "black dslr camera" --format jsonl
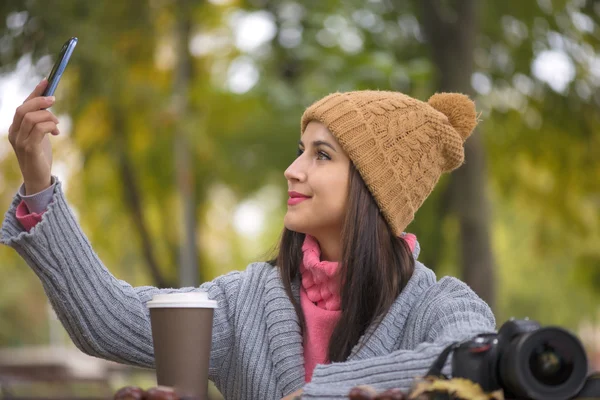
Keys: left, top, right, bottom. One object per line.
{"left": 428, "top": 319, "right": 592, "bottom": 399}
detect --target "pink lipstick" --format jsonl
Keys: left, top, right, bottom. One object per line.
{"left": 288, "top": 191, "right": 311, "bottom": 206}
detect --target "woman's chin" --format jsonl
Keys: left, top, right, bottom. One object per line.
{"left": 283, "top": 214, "right": 307, "bottom": 234}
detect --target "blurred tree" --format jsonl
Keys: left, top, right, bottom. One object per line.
{"left": 171, "top": 0, "right": 199, "bottom": 287}
{"left": 419, "top": 0, "right": 496, "bottom": 309}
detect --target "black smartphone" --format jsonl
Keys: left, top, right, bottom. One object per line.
{"left": 42, "top": 37, "right": 78, "bottom": 97}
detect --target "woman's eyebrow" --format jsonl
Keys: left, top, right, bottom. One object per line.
{"left": 298, "top": 140, "right": 338, "bottom": 152}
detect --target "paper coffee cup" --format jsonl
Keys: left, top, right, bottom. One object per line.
{"left": 147, "top": 292, "right": 217, "bottom": 400}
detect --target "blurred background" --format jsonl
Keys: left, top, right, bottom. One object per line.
{"left": 0, "top": 0, "right": 599, "bottom": 398}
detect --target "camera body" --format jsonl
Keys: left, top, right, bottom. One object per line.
{"left": 451, "top": 319, "right": 588, "bottom": 400}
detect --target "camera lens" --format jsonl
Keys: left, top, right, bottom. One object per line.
{"left": 529, "top": 342, "right": 573, "bottom": 386}
{"left": 499, "top": 327, "right": 588, "bottom": 400}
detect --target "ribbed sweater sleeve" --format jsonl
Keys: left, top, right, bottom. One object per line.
{"left": 0, "top": 178, "right": 242, "bottom": 381}
{"left": 302, "top": 279, "right": 496, "bottom": 398}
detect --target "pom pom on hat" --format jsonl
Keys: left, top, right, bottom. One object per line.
{"left": 428, "top": 93, "right": 478, "bottom": 141}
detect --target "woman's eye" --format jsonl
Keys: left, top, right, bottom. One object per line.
{"left": 296, "top": 148, "right": 329, "bottom": 160}
{"left": 317, "top": 151, "right": 331, "bottom": 160}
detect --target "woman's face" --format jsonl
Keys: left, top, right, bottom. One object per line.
{"left": 284, "top": 121, "right": 350, "bottom": 237}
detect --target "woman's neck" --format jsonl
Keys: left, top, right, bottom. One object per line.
{"left": 310, "top": 233, "right": 341, "bottom": 261}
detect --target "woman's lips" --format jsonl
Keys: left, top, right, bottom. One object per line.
{"left": 288, "top": 191, "right": 311, "bottom": 206}
{"left": 287, "top": 197, "right": 309, "bottom": 206}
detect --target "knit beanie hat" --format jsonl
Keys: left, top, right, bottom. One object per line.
{"left": 300, "top": 90, "right": 478, "bottom": 236}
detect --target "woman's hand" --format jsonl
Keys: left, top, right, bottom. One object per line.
{"left": 8, "top": 78, "right": 59, "bottom": 195}
{"left": 281, "top": 388, "right": 303, "bottom": 400}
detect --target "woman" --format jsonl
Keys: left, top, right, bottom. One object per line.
{"left": 1, "top": 79, "right": 495, "bottom": 399}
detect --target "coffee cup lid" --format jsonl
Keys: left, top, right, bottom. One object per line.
{"left": 146, "top": 292, "right": 218, "bottom": 309}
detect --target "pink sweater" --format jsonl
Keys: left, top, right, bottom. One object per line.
{"left": 15, "top": 200, "right": 417, "bottom": 383}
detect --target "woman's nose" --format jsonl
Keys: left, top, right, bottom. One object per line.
{"left": 284, "top": 157, "right": 307, "bottom": 182}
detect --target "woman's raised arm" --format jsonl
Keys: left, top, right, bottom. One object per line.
{"left": 1, "top": 178, "right": 243, "bottom": 380}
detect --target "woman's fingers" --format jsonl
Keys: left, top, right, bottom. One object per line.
{"left": 20, "top": 121, "right": 58, "bottom": 149}
{"left": 10, "top": 96, "right": 55, "bottom": 139}
{"left": 18, "top": 110, "right": 59, "bottom": 141}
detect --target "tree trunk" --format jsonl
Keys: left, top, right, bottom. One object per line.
{"left": 172, "top": 1, "right": 200, "bottom": 287}
{"left": 114, "top": 109, "right": 172, "bottom": 288}
{"left": 420, "top": 0, "right": 496, "bottom": 310}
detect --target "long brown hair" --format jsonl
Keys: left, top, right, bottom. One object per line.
{"left": 268, "top": 162, "right": 415, "bottom": 362}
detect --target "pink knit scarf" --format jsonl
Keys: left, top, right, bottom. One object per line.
{"left": 300, "top": 235, "right": 342, "bottom": 311}
{"left": 299, "top": 233, "right": 417, "bottom": 311}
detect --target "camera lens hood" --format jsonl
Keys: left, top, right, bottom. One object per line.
{"left": 499, "top": 326, "right": 588, "bottom": 400}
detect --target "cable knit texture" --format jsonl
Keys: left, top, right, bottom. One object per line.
{"left": 1, "top": 178, "right": 496, "bottom": 399}
{"left": 300, "top": 235, "right": 342, "bottom": 311}
{"left": 301, "top": 91, "right": 478, "bottom": 236}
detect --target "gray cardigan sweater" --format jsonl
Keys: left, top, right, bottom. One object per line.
{"left": 1, "top": 178, "right": 496, "bottom": 399}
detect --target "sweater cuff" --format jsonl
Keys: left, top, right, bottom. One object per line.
{"left": 18, "top": 176, "right": 57, "bottom": 214}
